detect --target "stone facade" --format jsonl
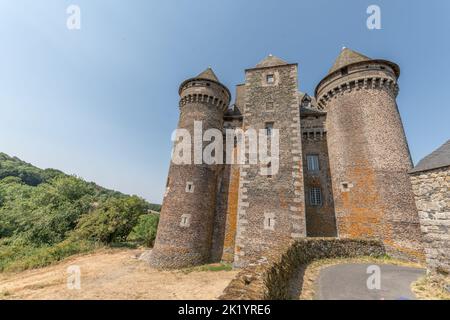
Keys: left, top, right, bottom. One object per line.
{"left": 316, "top": 50, "right": 423, "bottom": 261}
{"left": 233, "top": 60, "right": 306, "bottom": 268}
{"left": 300, "top": 95, "right": 337, "bottom": 237}
{"left": 149, "top": 68, "right": 231, "bottom": 269}
{"left": 409, "top": 141, "right": 450, "bottom": 274}
{"left": 150, "top": 48, "right": 425, "bottom": 270}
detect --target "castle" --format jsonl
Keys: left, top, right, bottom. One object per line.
{"left": 149, "top": 48, "right": 424, "bottom": 269}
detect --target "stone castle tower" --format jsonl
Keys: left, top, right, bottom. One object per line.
{"left": 149, "top": 48, "right": 424, "bottom": 269}
{"left": 149, "top": 68, "right": 231, "bottom": 268}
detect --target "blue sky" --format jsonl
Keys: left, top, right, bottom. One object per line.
{"left": 0, "top": 0, "right": 449, "bottom": 203}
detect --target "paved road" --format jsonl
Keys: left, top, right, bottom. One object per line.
{"left": 316, "top": 263, "right": 425, "bottom": 300}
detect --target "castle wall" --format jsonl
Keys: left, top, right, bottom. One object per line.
{"left": 149, "top": 77, "right": 230, "bottom": 269}
{"left": 317, "top": 64, "right": 424, "bottom": 260}
{"left": 300, "top": 115, "right": 337, "bottom": 237}
{"left": 209, "top": 165, "right": 227, "bottom": 262}
{"left": 410, "top": 167, "right": 450, "bottom": 273}
{"left": 220, "top": 147, "right": 241, "bottom": 263}
{"left": 234, "top": 63, "right": 306, "bottom": 268}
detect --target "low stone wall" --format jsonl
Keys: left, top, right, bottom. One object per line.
{"left": 410, "top": 166, "right": 450, "bottom": 274}
{"left": 219, "top": 238, "right": 385, "bottom": 300}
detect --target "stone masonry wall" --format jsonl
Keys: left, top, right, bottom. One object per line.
{"left": 219, "top": 238, "right": 385, "bottom": 300}
{"left": 410, "top": 166, "right": 450, "bottom": 273}
{"left": 234, "top": 63, "right": 306, "bottom": 268}
{"left": 316, "top": 63, "right": 424, "bottom": 261}
{"left": 149, "top": 78, "right": 229, "bottom": 269}
{"left": 301, "top": 114, "right": 337, "bottom": 236}
{"left": 220, "top": 146, "right": 241, "bottom": 263}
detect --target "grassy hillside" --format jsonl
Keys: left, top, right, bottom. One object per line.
{"left": 0, "top": 152, "right": 160, "bottom": 272}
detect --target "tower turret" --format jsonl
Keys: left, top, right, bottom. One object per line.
{"left": 149, "top": 68, "right": 231, "bottom": 269}
{"left": 315, "top": 48, "right": 423, "bottom": 260}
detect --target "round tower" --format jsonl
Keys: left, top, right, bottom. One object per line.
{"left": 149, "top": 68, "right": 230, "bottom": 269}
{"left": 315, "top": 48, "right": 423, "bottom": 260}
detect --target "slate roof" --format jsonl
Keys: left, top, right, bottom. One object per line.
{"left": 328, "top": 48, "right": 370, "bottom": 75}
{"left": 255, "top": 55, "right": 289, "bottom": 68}
{"left": 196, "top": 67, "right": 219, "bottom": 82}
{"left": 224, "top": 104, "right": 243, "bottom": 118}
{"left": 299, "top": 92, "right": 326, "bottom": 116}
{"left": 410, "top": 140, "right": 450, "bottom": 173}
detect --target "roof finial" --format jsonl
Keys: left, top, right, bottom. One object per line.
{"left": 342, "top": 46, "right": 346, "bottom": 50}
{"left": 268, "top": 53, "right": 273, "bottom": 57}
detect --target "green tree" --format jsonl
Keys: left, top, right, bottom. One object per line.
{"left": 127, "top": 214, "right": 159, "bottom": 247}
{"left": 74, "top": 196, "right": 150, "bottom": 244}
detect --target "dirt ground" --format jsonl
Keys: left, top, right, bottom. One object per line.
{"left": 0, "top": 249, "right": 238, "bottom": 300}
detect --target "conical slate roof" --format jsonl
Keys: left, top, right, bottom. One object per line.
{"left": 410, "top": 140, "right": 450, "bottom": 173}
{"left": 196, "top": 67, "right": 219, "bottom": 82}
{"left": 179, "top": 67, "right": 230, "bottom": 98}
{"left": 255, "top": 54, "right": 288, "bottom": 68}
{"left": 328, "top": 48, "right": 370, "bottom": 74}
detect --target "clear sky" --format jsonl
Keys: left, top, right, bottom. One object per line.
{"left": 0, "top": 0, "right": 449, "bottom": 203}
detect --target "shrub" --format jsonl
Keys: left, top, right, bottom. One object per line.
{"left": 0, "top": 152, "right": 161, "bottom": 272}
{"left": 127, "top": 214, "right": 159, "bottom": 247}
{"left": 74, "top": 196, "right": 150, "bottom": 244}
{"left": 0, "top": 240, "right": 98, "bottom": 272}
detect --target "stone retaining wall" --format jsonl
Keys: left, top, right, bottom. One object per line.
{"left": 219, "top": 238, "right": 385, "bottom": 300}
{"left": 410, "top": 166, "right": 450, "bottom": 274}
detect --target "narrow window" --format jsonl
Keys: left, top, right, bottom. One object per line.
{"left": 307, "top": 155, "right": 320, "bottom": 172}
{"left": 265, "top": 122, "right": 274, "bottom": 136}
{"left": 264, "top": 212, "right": 275, "bottom": 230}
{"left": 340, "top": 181, "right": 353, "bottom": 192}
{"left": 266, "top": 162, "right": 272, "bottom": 178}
{"left": 310, "top": 187, "right": 322, "bottom": 206}
{"left": 341, "top": 67, "right": 348, "bottom": 76}
{"left": 185, "top": 181, "right": 194, "bottom": 193}
{"left": 266, "top": 74, "right": 275, "bottom": 84}
{"left": 180, "top": 214, "right": 191, "bottom": 227}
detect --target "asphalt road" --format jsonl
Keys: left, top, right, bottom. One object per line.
{"left": 316, "top": 263, "right": 426, "bottom": 300}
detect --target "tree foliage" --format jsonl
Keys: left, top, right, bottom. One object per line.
{"left": 0, "top": 152, "right": 160, "bottom": 272}
{"left": 127, "top": 213, "right": 160, "bottom": 247}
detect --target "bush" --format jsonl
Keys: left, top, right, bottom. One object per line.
{"left": 0, "top": 240, "right": 98, "bottom": 272}
{"left": 74, "top": 196, "right": 150, "bottom": 244}
{"left": 0, "top": 152, "right": 161, "bottom": 272}
{"left": 127, "top": 214, "right": 159, "bottom": 247}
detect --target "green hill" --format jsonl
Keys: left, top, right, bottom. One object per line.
{"left": 0, "top": 152, "right": 160, "bottom": 272}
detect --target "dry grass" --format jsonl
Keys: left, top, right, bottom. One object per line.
{"left": 412, "top": 273, "right": 450, "bottom": 300}
{"left": 298, "top": 256, "right": 424, "bottom": 300}
{"left": 0, "top": 248, "right": 237, "bottom": 300}
{"left": 181, "top": 263, "right": 233, "bottom": 274}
